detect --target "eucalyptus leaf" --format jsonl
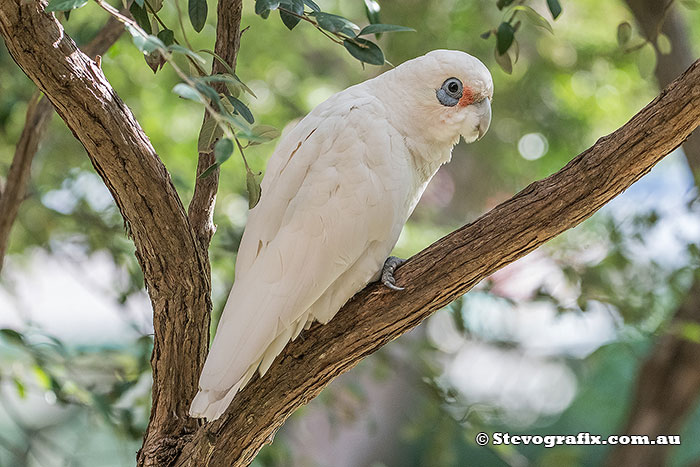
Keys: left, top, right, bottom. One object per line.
{"left": 617, "top": 22, "right": 632, "bottom": 46}
{"left": 45, "top": 0, "right": 87, "bottom": 12}
{"left": 189, "top": 0, "right": 208, "bottom": 32}
{"left": 303, "top": 0, "right": 321, "bottom": 12}
{"left": 512, "top": 6, "right": 553, "bottom": 34}
{"left": 656, "top": 33, "right": 672, "bottom": 55}
{"left": 129, "top": 31, "right": 165, "bottom": 55}
{"left": 197, "top": 117, "right": 223, "bottom": 152}
{"left": 496, "top": 22, "right": 515, "bottom": 55}
{"left": 279, "top": 0, "right": 303, "bottom": 30}
{"left": 343, "top": 38, "right": 384, "bottom": 65}
{"left": 546, "top": 0, "right": 562, "bottom": 19}
{"left": 227, "top": 96, "right": 255, "bottom": 124}
{"left": 168, "top": 45, "right": 207, "bottom": 64}
{"left": 364, "top": 0, "right": 380, "bottom": 24}
{"left": 358, "top": 24, "right": 415, "bottom": 36}
{"left": 129, "top": 3, "right": 152, "bottom": 35}
{"left": 312, "top": 12, "right": 360, "bottom": 37}
{"left": 255, "top": 0, "right": 280, "bottom": 17}
{"left": 246, "top": 171, "right": 263, "bottom": 209}
{"left": 214, "top": 138, "right": 234, "bottom": 165}
{"left": 157, "top": 29, "right": 175, "bottom": 46}
{"left": 0, "top": 328, "right": 25, "bottom": 345}
{"left": 243, "top": 125, "right": 281, "bottom": 145}
{"left": 494, "top": 46, "right": 512, "bottom": 74}
{"left": 173, "top": 83, "right": 205, "bottom": 103}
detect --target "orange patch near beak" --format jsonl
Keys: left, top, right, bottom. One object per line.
{"left": 458, "top": 87, "right": 475, "bottom": 107}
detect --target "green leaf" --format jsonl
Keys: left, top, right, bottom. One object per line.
{"left": 494, "top": 46, "right": 512, "bottom": 74}
{"left": 189, "top": 0, "right": 208, "bottom": 32}
{"left": 303, "top": 0, "right": 321, "bottom": 12}
{"left": 496, "top": 0, "right": 515, "bottom": 9}
{"left": 656, "top": 33, "right": 672, "bottom": 55}
{"left": 129, "top": 3, "right": 152, "bottom": 35}
{"left": 480, "top": 30, "right": 492, "bottom": 39}
{"left": 0, "top": 328, "right": 25, "bottom": 346}
{"left": 214, "top": 138, "right": 234, "bottom": 165}
{"left": 358, "top": 24, "right": 415, "bottom": 36}
{"left": 227, "top": 96, "right": 255, "bottom": 124}
{"left": 157, "top": 29, "right": 175, "bottom": 46}
{"left": 13, "top": 377, "right": 26, "bottom": 399}
{"left": 131, "top": 33, "right": 165, "bottom": 54}
{"left": 45, "top": 0, "right": 87, "bottom": 12}
{"left": 173, "top": 83, "right": 205, "bottom": 103}
{"left": 512, "top": 6, "right": 553, "bottom": 34}
{"left": 343, "top": 38, "right": 384, "bottom": 65}
{"left": 33, "top": 366, "right": 52, "bottom": 389}
{"left": 246, "top": 171, "right": 263, "bottom": 209}
{"left": 197, "top": 117, "right": 224, "bottom": 152}
{"left": 617, "top": 22, "right": 632, "bottom": 46}
{"left": 279, "top": 0, "right": 304, "bottom": 30}
{"left": 312, "top": 12, "right": 360, "bottom": 37}
{"left": 256, "top": 0, "right": 280, "bottom": 18}
{"left": 168, "top": 45, "right": 207, "bottom": 64}
{"left": 363, "top": 0, "right": 380, "bottom": 24}
{"left": 546, "top": 0, "right": 562, "bottom": 19}
{"left": 242, "top": 125, "right": 281, "bottom": 145}
{"left": 496, "top": 22, "right": 515, "bottom": 55}
{"left": 678, "top": 321, "right": 700, "bottom": 343}
{"left": 134, "top": 0, "right": 144, "bottom": 6}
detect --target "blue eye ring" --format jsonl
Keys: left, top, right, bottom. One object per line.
{"left": 436, "top": 77, "right": 463, "bottom": 107}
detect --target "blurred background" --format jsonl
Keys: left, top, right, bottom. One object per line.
{"left": 1, "top": 0, "right": 700, "bottom": 466}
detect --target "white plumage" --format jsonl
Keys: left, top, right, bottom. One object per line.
{"left": 190, "top": 50, "right": 493, "bottom": 420}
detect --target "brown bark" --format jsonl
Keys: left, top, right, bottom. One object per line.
{"left": 0, "top": 3, "right": 210, "bottom": 465}
{"left": 2, "top": 0, "right": 700, "bottom": 466}
{"left": 0, "top": 14, "right": 125, "bottom": 273}
{"left": 606, "top": 3, "right": 700, "bottom": 466}
{"left": 187, "top": 0, "right": 243, "bottom": 250}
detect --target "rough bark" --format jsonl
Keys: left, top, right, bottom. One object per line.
{"left": 170, "top": 60, "right": 700, "bottom": 466}
{"left": 607, "top": 3, "right": 700, "bottom": 465}
{"left": 187, "top": 0, "right": 243, "bottom": 249}
{"left": 0, "top": 14, "right": 125, "bottom": 273}
{"left": 2, "top": 0, "right": 700, "bottom": 466}
{"left": 0, "top": 3, "right": 210, "bottom": 465}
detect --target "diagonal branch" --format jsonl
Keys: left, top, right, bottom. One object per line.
{"left": 0, "top": 13, "right": 125, "bottom": 273}
{"left": 187, "top": 0, "right": 244, "bottom": 249}
{"left": 173, "top": 58, "right": 700, "bottom": 467}
{"left": 0, "top": 2, "right": 211, "bottom": 465}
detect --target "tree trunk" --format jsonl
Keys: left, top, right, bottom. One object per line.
{"left": 1, "top": 1, "right": 699, "bottom": 466}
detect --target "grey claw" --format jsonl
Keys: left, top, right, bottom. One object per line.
{"left": 381, "top": 256, "right": 406, "bottom": 291}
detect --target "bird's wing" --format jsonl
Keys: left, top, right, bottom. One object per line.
{"left": 196, "top": 93, "right": 408, "bottom": 397}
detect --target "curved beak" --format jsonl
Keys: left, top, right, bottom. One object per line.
{"left": 476, "top": 98, "right": 492, "bottom": 141}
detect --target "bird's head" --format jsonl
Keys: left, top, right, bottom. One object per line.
{"left": 379, "top": 50, "right": 493, "bottom": 146}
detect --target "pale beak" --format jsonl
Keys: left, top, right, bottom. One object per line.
{"left": 477, "top": 98, "right": 492, "bottom": 141}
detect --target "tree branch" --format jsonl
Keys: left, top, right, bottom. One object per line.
{"left": 187, "top": 0, "right": 243, "bottom": 249}
{"left": 0, "top": 2, "right": 211, "bottom": 465}
{"left": 171, "top": 59, "right": 700, "bottom": 466}
{"left": 0, "top": 13, "right": 125, "bottom": 273}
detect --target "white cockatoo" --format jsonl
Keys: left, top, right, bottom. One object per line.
{"left": 190, "top": 49, "right": 493, "bottom": 420}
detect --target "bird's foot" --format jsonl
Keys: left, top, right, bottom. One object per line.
{"left": 381, "top": 256, "right": 406, "bottom": 291}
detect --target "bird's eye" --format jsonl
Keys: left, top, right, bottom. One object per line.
{"left": 436, "top": 77, "right": 463, "bottom": 107}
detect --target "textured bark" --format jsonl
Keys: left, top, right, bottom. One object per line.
{"left": 0, "top": 2, "right": 210, "bottom": 465}
{"left": 0, "top": 14, "right": 125, "bottom": 273}
{"left": 171, "top": 61, "right": 700, "bottom": 466}
{"left": 2, "top": 0, "right": 700, "bottom": 466}
{"left": 187, "top": 0, "right": 243, "bottom": 250}
{"left": 606, "top": 3, "right": 700, "bottom": 466}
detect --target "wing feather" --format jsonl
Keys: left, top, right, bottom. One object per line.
{"left": 191, "top": 92, "right": 412, "bottom": 419}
